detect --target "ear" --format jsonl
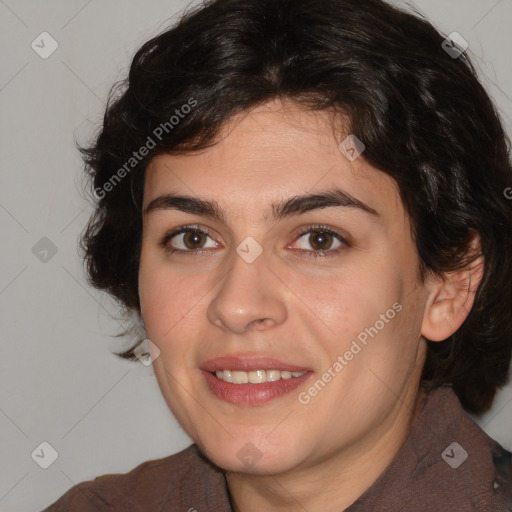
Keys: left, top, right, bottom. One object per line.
{"left": 421, "top": 234, "right": 485, "bottom": 342}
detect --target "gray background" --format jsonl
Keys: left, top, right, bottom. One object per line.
{"left": 0, "top": 0, "right": 511, "bottom": 510}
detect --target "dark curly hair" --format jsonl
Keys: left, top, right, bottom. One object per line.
{"left": 79, "top": 0, "right": 512, "bottom": 415}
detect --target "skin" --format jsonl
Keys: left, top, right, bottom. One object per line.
{"left": 138, "top": 98, "right": 482, "bottom": 511}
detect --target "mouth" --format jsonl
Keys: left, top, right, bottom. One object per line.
{"left": 200, "top": 356, "right": 313, "bottom": 405}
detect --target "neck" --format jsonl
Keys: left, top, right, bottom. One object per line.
{"left": 226, "top": 385, "right": 427, "bottom": 512}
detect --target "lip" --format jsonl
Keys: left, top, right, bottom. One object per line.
{"left": 199, "top": 356, "right": 313, "bottom": 406}
{"left": 202, "top": 370, "right": 312, "bottom": 405}
{"left": 200, "top": 356, "right": 312, "bottom": 373}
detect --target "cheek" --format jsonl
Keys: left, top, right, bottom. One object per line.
{"left": 309, "top": 259, "right": 403, "bottom": 341}
{"left": 139, "top": 255, "right": 194, "bottom": 344}
{"left": 309, "top": 258, "right": 414, "bottom": 391}
{"left": 139, "top": 265, "right": 172, "bottom": 337}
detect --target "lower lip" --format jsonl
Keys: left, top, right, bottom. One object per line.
{"left": 202, "top": 370, "right": 312, "bottom": 405}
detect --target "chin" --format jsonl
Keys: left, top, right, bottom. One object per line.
{"left": 198, "top": 437, "right": 306, "bottom": 476}
{"left": 213, "top": 452, "right": 299, "bottom": 476}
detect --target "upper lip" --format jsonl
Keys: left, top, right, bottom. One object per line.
{"left": 200, "top": 356, "right": 312, "bottom": 373}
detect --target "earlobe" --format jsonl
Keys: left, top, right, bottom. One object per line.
{"left": 421, "top": 237, "right": 484, "bottom": 342}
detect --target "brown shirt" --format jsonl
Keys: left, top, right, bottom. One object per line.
{"left": 42, "top": 385, "right": 512, "bottom": 511}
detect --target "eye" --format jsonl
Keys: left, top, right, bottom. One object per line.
{"left": 160, "top": 225, "right": 218, "bottom": 253}
{"left": 290, "top": 225, "right": 348, "bottom": 258}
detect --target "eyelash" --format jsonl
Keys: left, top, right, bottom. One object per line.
{"left": 159, "top": 224, "right": 349, "bottom": 259}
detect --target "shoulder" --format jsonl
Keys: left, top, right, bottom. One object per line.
{"left": 349, "top": 386, "right": 512, "bottom": 511}
{"left": 41, "top": 444, "right": 225, "bottom": 511}
{"left": 425, "top": 386, "right": 512, "bottom": 510}
{"left": 429, "top": 386, "right": 512, "bottom": 509}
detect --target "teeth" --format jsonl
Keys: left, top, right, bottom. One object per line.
{"left": 267, "top": 370, "right": 281, "bottom": 382}
{"left": 213, "top": 369, "right": 307, "bottom": 384}
{"left": 232, "top": 371, "right": 248, "bottom": 384}
{"left": 248, "top": 370, "right": 266, "bottom": 383}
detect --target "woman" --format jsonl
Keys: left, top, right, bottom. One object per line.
{"left": 43, "top": 0, "right": 512, "bottom": 510}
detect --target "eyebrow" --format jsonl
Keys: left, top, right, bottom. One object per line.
{"left": 143, "top": 188, "right": 379, "bottom": 224}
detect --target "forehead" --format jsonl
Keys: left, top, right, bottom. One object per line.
{"left": 143, "top": 100, "right": 403, "bottom": 224}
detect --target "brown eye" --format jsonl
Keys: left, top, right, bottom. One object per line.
{"left": 162, "top": 226, "right": 218, "bottom": 253}
{"left": 290, "top": 226, "right": 348, "bottom": 258}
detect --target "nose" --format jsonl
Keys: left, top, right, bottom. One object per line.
{"left": 206, "top": 248, "right": 287, "bottom": 334}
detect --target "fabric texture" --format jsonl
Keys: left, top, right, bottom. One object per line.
{"left": 42, "top": 385, "right": 512, "bottom": 511}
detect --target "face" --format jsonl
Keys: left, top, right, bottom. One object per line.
{"left": 138, "top": 98, "right": 430, "bottom": 475}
